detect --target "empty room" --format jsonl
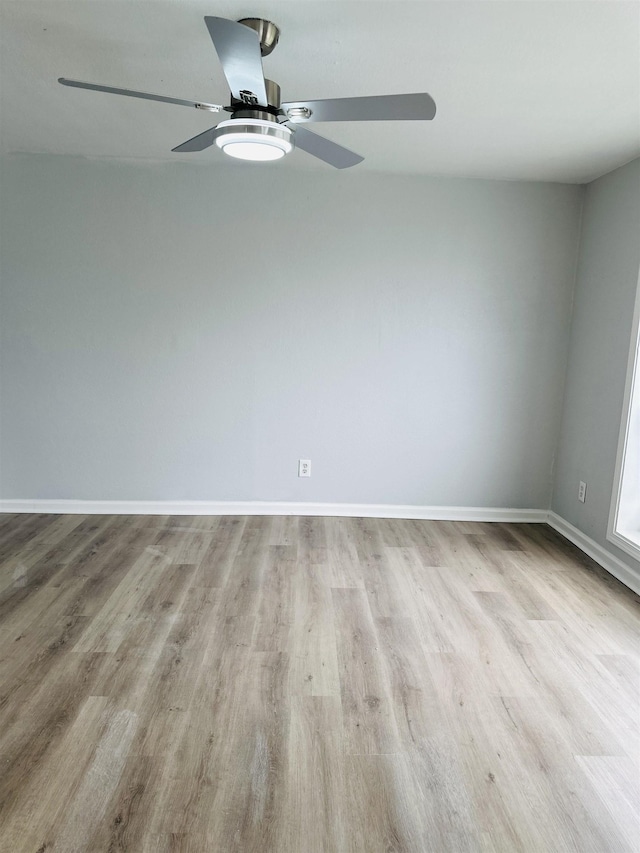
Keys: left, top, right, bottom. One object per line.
{"left": 1, "top": 1, "right": 639, "bottom": 850}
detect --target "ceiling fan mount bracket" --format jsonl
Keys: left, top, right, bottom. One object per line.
{"left": 237, "top": 18, "right": 280, "bottom": 57}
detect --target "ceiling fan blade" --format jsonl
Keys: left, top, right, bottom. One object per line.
{"left": 282, "top": 93, "right": 436, "bottom": 123}
{"left": 204, "top": 17, "right": 268, "bottom": 107}
{"left": 287, "top": 123, "right": 363, "bottom": 169}
{"left": 172, "top": 126, "right": 222, "bottom": 153}
{"left": 58, "top": 78, "right": 223, "bottom": 112}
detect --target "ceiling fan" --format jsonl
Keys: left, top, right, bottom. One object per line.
{"left": 59, "top": 16, "right": 436, "bottom": 169}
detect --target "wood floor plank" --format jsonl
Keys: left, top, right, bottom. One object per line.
{"left": 522, "top": 620, "right": 631, "bottom": 757}
{"left": 151, "top": 528, "right": 214, "bottom": 567}
{"left": 324, "top": 517, "right": 365, "bottom": 588}
{"left": 0, "top": 651, "right": 104, "bottom": 810}
{"left": 74, "top": 548, "right": 176, "bottom": 654}
{"left": 575, "top": 755, "right": 640, "bottom": 852}
{"left": 298, "top": 515, "right": 328, "bottom": 565}
{"left": 84, "top": 753, "right": 158, "bottom": 852}
{"left": 0, "top": 516, "right": 115, "bottom": 628}
{"left": 0, "top": 694, "right": 110, "bottom": 851}
{"left": 287, "top": 695, "right": 346, "bottom": 852}
{"left": 252, "top": 545, "right": 297, "bottom": 652}
{"left": 288, "top": 562, "right": 341, "bottom": 697}
{"left": 374, "top": 615, "right": 450, "bottom": 746}
{"left": 332, "top": 587, "right": 401, "bottom": 755}
{"left": 161, "top": 648, "right": 290, "bottom": 851}
{"left": 50, "top": 706, "right": 139, "bottom": 852}
{"left": 364, "top": 546, "right": 419, "bottom": 619}
{"left": 0, "top": 514, "right": 57, "bottom": 561}
{"left": 343, "top": 752, "right": 430, "bottom": 852}
{"left": 0, "top": 514, "right": 87, "bottom": 595}
{"left": 0, "top": 513, "right": 637, "bottom": 851}
{"left": 492, "top": 695, "right": 634, "bottom": 852}
{"left": 194, "top": 516, "right": 246, "bottom": 588}
{"left": 409, "top": 737, "right": 481, "bottom": 851}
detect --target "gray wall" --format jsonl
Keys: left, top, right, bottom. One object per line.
{"left": 552, "top": 158, "right": 640, "bottom": 567}
{"left": 0, "top": 154, "right": 582, "bottom": 505}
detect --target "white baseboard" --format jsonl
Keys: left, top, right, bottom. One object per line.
{"left": 0, "top": 499, "right": 547, "bottom": 523}
{"left": 547, "top": 511, "right": 640, "bottom": 596}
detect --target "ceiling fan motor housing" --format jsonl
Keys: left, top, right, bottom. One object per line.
{"left": 230, "top": 79, "right": 281, "bottom": 113}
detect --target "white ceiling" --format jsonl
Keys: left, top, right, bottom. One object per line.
{"left": 1, "top": 1, "right": 639, "bottom": 182}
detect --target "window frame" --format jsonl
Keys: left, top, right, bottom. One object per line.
{"left": 608, "top": 268, "right": 640, "bottom": 561}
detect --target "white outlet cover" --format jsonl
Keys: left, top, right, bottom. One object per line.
{"left": 298, "top": 459, "right": 311, "bottom": 478}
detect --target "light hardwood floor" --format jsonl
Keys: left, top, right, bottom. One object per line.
{"left": 0, "top": 513, "right": 638, "bottom": 852}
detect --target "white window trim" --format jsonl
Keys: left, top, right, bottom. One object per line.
{"left": 608, "top": 267, "right": 640, "bottom": 562}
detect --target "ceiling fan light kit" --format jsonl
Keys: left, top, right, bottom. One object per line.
{"left": 58, "top": 15, "right": 436, "bottom": 169}
{"left": 214, "top": 117, "right": 293, "bottom": 161}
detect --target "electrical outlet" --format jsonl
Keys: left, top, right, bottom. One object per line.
{"left": 298, "top": 459, "right": 311, "bottom": 478}
{"left": 578, "top": 481, "right": 587, "bottom": 503}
